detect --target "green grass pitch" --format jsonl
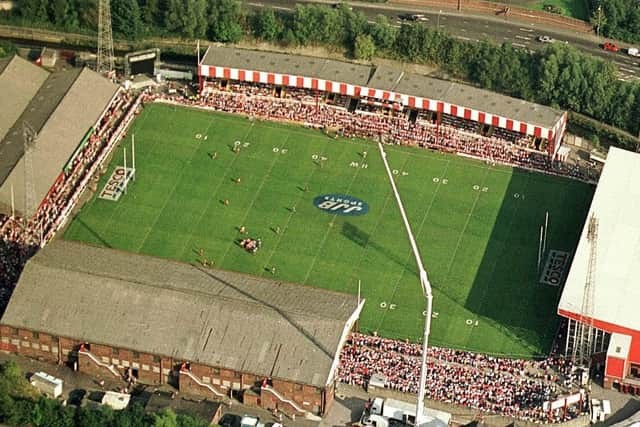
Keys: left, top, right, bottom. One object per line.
{"left": 64, "top": 103, "right": 594, "bottom": 358}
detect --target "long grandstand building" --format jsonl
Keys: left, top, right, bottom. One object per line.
{"left": 559, "top": 147, "right": 640, "bottom": 392}
{"left": 0, "top": 55, "right": 119, "bottom": 221}
{"left": 197, "top": 45, "right": 568, "bottom": 158}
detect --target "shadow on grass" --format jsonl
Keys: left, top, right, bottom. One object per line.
{"left": 462, "top": 168, "right": 593, "bottom": 357}
{"left": 69, "top": 217, "right": 112, "bottom": 248}
{"left": 341, "top": 221, "right": 417, "bottom": 277}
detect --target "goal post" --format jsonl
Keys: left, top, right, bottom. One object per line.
{"left": 122, "top": 135, "right": 137, "bottom": 195}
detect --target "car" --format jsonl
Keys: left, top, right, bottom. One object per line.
{"left": 399, "top": 13, "right": 427, "bottom": 22}
{"left": 240, "top": 415, "right": 263, "bottom": 427}
{"left": 219, "top": 414, "right": 242, "bottom": 427}
{"left": 628, "top": 47, "right": 640, "bottom": 57}
{"left": 603, "top": 42, "right": 619, "bottom": 52}
{"left": 537, "top": 35, "right": 555, "bottom": 43}
{"left": 331, "top": 3, "right": 353, "bottom": 10}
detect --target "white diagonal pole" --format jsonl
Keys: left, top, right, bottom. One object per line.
{"left": 538, "top": 225, "right": 543, "bottom": 270}
{"left": 378, "top": 143, "right": 432, "bottom": 427}
{"left": 132, "top": 134, "right": 136, "bottom": 181}
{"left": 123, "top": 144, "right": 127, "bottom": 194}
{"left": 543, "top": 211, "right": 549, "bottom": 254}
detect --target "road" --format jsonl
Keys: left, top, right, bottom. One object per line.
{"left": 241, "top": 0, "right": 640, "bottom": 81}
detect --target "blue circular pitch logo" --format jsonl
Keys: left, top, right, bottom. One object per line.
{"left": 313, "top": 194, "right": 369, "bottom": 216}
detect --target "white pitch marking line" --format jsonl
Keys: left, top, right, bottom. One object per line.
{"left": 515, "top": 35, "right": 531, "bottom": 41}
{"left": 519, "top": 28, "right": 534, "bottom": 32}
{"left": 512, "top": 42, "right": 527, "bottom": 48}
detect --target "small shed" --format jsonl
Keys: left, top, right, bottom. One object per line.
{"left": 30, "top": 372, "right": 63, "bottom": 398}
{"left": 39, "top": 48, "right": 58, "bottom": 68}
{"left": 101, "top": 391, "right": 131, "bottom": 410}
{"left": 368, "top": 374, "right": 387, "bottom": 392}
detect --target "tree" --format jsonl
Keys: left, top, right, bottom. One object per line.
{"left": 164, "top": 0, "right": 208, "bottom": 38}
{"left": 18, "top": 0, "right": 49, "bottom": 23}
{"left": 208, "top": 0, "right": 243, "bottom": 42}
{"left": 292, "top": 4, "right": 343, "bottom": 46}
{"left": 343, "top": 8, "right": 368, "bottom": 46}
{"left": 369, "top": 15, "right": 397, "bottom": 51}
{"left": 394, "top": 24, "right": 427, "bottom": 61}
{"left": 251, "top": 8, "right": 280, "bottom": 41}
{"left": 0, "top": 361, "right": 38, "bottom": 400}
{"left": 76, "top": 0, "right": 98, "bottom": 30}
{"left": 140, "top": 0, "right": 163, "bottom": 32}
{"left": 111, "top": 0, "right": 144, "bottom": 39}
{"left": 154, "top": 408, "right": 178, "bottom": 427}
{"left": 353, "top": 34, "right": 375, "bottom": 60}
{"left": 49, "top": 0, "right": 79, "bottom": 28}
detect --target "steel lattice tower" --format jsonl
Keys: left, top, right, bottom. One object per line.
{"left": 97, "top": 0, "right": 114, "bottom": 74}
{"left": 573, "top": 214, "right": 599, "bottom": 368}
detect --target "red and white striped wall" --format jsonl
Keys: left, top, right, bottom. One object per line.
{"left": 199, "top": 64, "right": 565, "bottom": 153}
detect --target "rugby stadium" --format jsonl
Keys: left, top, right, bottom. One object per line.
{"left": 0, "top": 46, "right": 610, "bottom": 423}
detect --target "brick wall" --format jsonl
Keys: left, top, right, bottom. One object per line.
{"left": 0, "top": 325, "right": 332, "bottom": 416}
{"left": 179, "top": 362, "right": 330, "bottom": 415}
{"left": 78, "top": 343, "right": 170, "bottom": 385}
{"left": 0, "top": 325, "right": 62, "bottom": 364}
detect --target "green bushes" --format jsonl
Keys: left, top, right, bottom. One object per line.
{"left": 0, "top": 361, "right": 208, "bottom": 427}
{"left": 9, "top": 0, "right": 640, "bottom": 148}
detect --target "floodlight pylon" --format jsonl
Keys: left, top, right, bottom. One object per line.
{"left": 377, "top": 142, "right": 433, "bottom": 426}
{"left": 97, "top": 0, "right": 115, "bottom": 75}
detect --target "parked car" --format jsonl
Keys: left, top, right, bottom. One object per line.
{"left": 399, "top": 13, "right": 427, "bottom": 22}
{"left": 331, "top": 3, "right": 352, "bottom": 10}
{"left": 219, "top": 414, "right": 242, "bottom": 427}
{"left": 603, "top": 42, "right": 619, "bottom": 52}
{"left": 537, "top": 35, "right": 555, "bottom": 43}
{"left": 240, "top": 415, "right": 263, "bottom": 427}
{"left": 628, "top": 47, "right": 640, "bottom": 57}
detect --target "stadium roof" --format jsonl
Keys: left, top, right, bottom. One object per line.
{"left": 1, "top": 241, "right": 361, "bottom": 388}
{"left": 0, "top": 55, "right": 48, "bottom": 143}
{"left": 558, "top": 147, "right": 640, "bottom": 332}
{"left": 199, "top": 47, "right": 566, "bottom": 138}
{"left": 369, "top": 67, "right": 563, "bottom": 130}
{"left": 201, "top": 45, "right": 373, "bottom": 87}
{"left": 0, "top": 65, "right": 118, "bottom": 217}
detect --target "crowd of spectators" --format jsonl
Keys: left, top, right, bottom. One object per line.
{"left": 166, "top": 81, "right": 599, "bottom": 183}
{"left": 0, "top": 89, "right": 136, "bottom": 309}
{"left": 338, "top": 333, "right": 585, "bottom": 423}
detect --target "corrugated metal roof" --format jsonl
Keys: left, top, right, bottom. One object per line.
{"left": 0, "top": 55, "right": 48, "bottom": 143}
{"left": 0, "top": 67, "right": 118, "bottom": 217}
{"left": 201, "top": 47, "right": 563, "bottom": 130}
{"left": 559, "top": 147, "right": 640, "bottom": 331}
{"left": 370, "top": 67, "right": 564, "bottom": 129}
{"left": 201, "top": 45, "right": 373, "bottom": 87}
{"left": 1, "top": 241, "right": 359, "bottom": 387}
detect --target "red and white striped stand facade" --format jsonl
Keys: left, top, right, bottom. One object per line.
{"left": 197, "top": 62, "right": 568, "bottom": 158}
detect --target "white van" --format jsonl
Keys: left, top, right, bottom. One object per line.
{"left": 628, "top": 47, "right": 640, "bottom": 57}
